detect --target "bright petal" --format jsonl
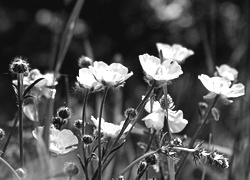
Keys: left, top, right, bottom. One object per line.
{"left": 58, "top": 129, "right": 78, "bottom": 149}
{"left": 144, "top": 100, "right": 162, "bottom": 113}
{"left": 168, "top": 110, "right": 188, "bottom": 133}
{"left": 224, "top": 83, "right": 245, "bottom": 98}
{"left": 142, "top": 111, "right": 165, "bottom": 131}
{"left": 139, "top": 54, "right": 161, "bottom": 80}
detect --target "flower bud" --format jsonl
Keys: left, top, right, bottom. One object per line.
{"left": 78, "top": 55, "right": 93, "bottom": 68}
{"left": 0, "top": 128, "right": 5, "bottom": 141}
{"left": 16, "top": 168, "right": 27, "bottom": 179}
{"left": 64, "top": 162, "right": 79, "bottom": 177}
{"left": 145, "top": 154, "right": 157, "bottom": 166}
{"left": 9, "top": 57, "right": 29, "bottom": 74}
{"left": 82, "top": 135, "right": 94, "bottom": 144}
{"left": 57, "top": 106, "right": 71, "bottom": 119}
{"left": 117, "top": 175, "right": 124, "bottom": 180}
{"left": 137, "top": 161, "right": 147, "bottom": 174}
{"left": 124, "top": 108, "right": 137, "bottom": 121}
{"left": 52, "top": 116, "right": 67, "bottom": 130}
{"left": 74, "top": 119, "right": 83, "bottom": 129}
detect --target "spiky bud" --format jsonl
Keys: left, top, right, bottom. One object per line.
{"left": 145, "top": 154, "right": 157, "bottom": 166}
{"left": 64, "top": 162, "right": 79, "bottom": 177}
{"left": 16, "top": 168, "right": 27, "bottom": 179}
{"left": 82, "top": 135, "right": 94, "bottom": 144}
{"left": 124, "top": 108, "right": 137, "bottom": 121}
{"left": 0, "top": 128, "right": 5, "bottom": 141}
{"left": 78, "top": 55, "right": 93, "bottom": 68}
{"left": 57, "top": 106, "right": 71, "bottom": 120}
{"left": 9, "top": 57, "right": 29, "bottom": 74}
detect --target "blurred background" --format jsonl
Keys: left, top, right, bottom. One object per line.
{"left": 0, "top": 0, "right": 250, "bottom": 179}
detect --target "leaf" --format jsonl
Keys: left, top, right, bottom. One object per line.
{"left": 211, "top": 107, "right": 220, "bottom": 121}
{"left": 12, "top": 84, "right": 18, "bottom": 96}
{"left": 22, "top": 78, "right": 44, "bottom": 98}
{"left": 23, "top": 104, "right": 36, "bottom": 121}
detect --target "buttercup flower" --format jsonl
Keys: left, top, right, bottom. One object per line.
{"left": 89, "top": 61, "right": 133, "bottom": 87}
{"left": 215, "top": 64, "right": 238, "bottom": 81}
{"left": 142, "top": 97, "right": 188, "bottom": 133}
{"left": 90, "top": 116, "right": 132, "bottom": 138}
{"left": 156, "top": 43, "right": 194, "bottom": 64}
{"left": 139, "top": 54, "right": 183, "bottom": 82}
{"left": 198, "top": 74, "right": 245, "bottom": 102}
{"left": 33, "top": 126, "right": 78, "bottom": 155}
{"left": 76, "top": 68, "right": 102, "bottom": 91}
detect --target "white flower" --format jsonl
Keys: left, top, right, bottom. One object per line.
{"left": 142, "top": 98, "right": 188, "bottom": 133}
{"left": 32, "top": 126, "right": 78, "bottom": 155}
{"left": 90, "top": 116, "right": 132, "bottom": 138}
{"left": 139, "top": 54, "right": 183, "bottom": 82}
{"left": 198, "top": 74, "right": 245, "bottom": 102}
{"left": 77, "top": 68, "right": 102, "bottom": 91}
{"left": 156, "top": 43, "right": 194, "bottom": 64}
{"left": 89, "top": 61, "right": 133, "bottom": 87}
{"left": 215, "top": 64, "right": 238, "bottom": 81}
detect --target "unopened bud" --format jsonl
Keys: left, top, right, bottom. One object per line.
{"left": 117, "top": 175, "right": 124, "bottom": 180}
{"left": 52, "top": 116, "right": 67, "bottom": 130}
{"left": 78, "top": 56, "right": 93, "bottom": 68}
{"left": 74, "top": 119, "right": 83, "bottom": 129}
{"left": 145, "top": 154, "right": 157, "bottom": 165}
{"left": 82, "top": 135, "right": 94, "bottom": 144}
{"left": 0, "top": 128, "right": 5, "bottom": 141}
{"left": 124, "top": 108, "right": 137, "bottom": 121}
{"left": 137, "top": 161, "right": 147, "bottom": 174}
{"left": 64, "top": 162, "right": 79, "bottom": 177}
{"left": 16, "top": 168, "right": 27, "bottom": 179}
{"left": 9, "top": 57, "right": 29, "bottom": 74}
{"left": 57, "top": 106, "right": 71, "bottom": 119}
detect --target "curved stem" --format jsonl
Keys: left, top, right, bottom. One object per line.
{"left": 0, "top": 157, "right": 22, "bottom": 180}
{"left": 17, "top": 73, "right": 24, "bottom": 167}
{"left": 97, "top": 87, "right": 109, "bottom": 180}
{"left": 176, "top": 95, "right": 219, "bottom": 178}
{"left": 119, "top": 150, "right": 159, "bottom": 176}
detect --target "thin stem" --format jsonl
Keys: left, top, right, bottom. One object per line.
{"left": 201, "top": 133, "right": 212, "bottom": 180}
{"left": 176, "top": 95, "right": 219, "bottom": 179}
{"left": 0, "top": 157, "right": 22, "bottom": 180}
{"left": 82, "top": 90, "right": 89, "bottom": 135}
{"left": 145, "top": 129, "right": 156, "bottom": 153}
{"left": 97, "top": 87, "right": 109, "bottom": 180}
{"left": 120, "top": 150, "right": 159, "bottom": 176}
{"left": 17, "top": 73, "right": 24, "bottom": 167}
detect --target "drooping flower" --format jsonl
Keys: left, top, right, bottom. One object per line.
{"left": 139, "top": 53, "right": 183, "bottom": 82}
{"left": 32, "top": 126, "right": 78, "bottom": 155}
{"left": 90, "top": 116, "right": 132, "bottom": 138}
{"left": 142, "top": 97, "right": 188, "bottom": 133}
{"left": 76, "top": 68, "right": 102, "bottom": 91}
{"left": 215, "top": 64, "right": 238, "bottom": 82}
{"left": 198, "top": 74, "right": 245, "bottom": 103}
{"left": 89, "top": 61, "right": 133, "bottom": 87}
{"left": 156, "top": 43, "right": 194, "bottom": 64}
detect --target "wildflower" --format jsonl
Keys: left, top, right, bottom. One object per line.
{"left": 156, "top": 43, "right": 194, "bottom": 64}
{"left": 139, "top": 54, "right": 183, "bottom": 83}
{"left": 0, "top": 128, "right": 5, "bottom": 141}
{"left": 142, "top": 97, "right": 188, "bottom": 133}
{"left": 215, "top": 64, "right": 238, "bottom": 81}
{"left": 57, "top": 106, "right": 71, "bottom": 120}
{"left": 64, "top": 162, "right": 79, "bottom": 177}
{"left": 90, "top": 116, "right": 132, "bottom": 138}
{"left": 9, "top": 57, "right": 29, "bottom": 74}
{"left": 76, "top": 68, "right": 102, "bottom": 91}
{"left": 32, "top": 126, "right": 78, "bottom": 155}
{"left": 198, "top": 74, "right": 245, "bottom": 103}
{"left": 89, "top": 61, "right": 133, "bottom": 87}
{"left": 78, "top": 55, "right": 93, "bottom": 68}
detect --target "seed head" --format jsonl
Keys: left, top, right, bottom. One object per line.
{"left": 64, "top": 162, "right": 79, "bottom": 177}
{"left": 9, "top": 57, "right": 29, "bottom": 74}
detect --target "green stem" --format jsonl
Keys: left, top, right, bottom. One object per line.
{"left": 0, "top": 157, "right": 22, "bottom": 180}
{"left": 97, "top": 87, "right": 109, "bottom": 180}
{"left": 17, "top": 73, "right": 24, "bottom": 167}
{"left": 120, "top": 150, "right": 159, "bottom": 176}
{"left": 175, "top": 95, "right": 219, "bottom": 179}
{"left": 82, "top": 90, "right": 89, "bottom": 136}
{"left": 145, "top": 129, "right": 156, "bottom": 153}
